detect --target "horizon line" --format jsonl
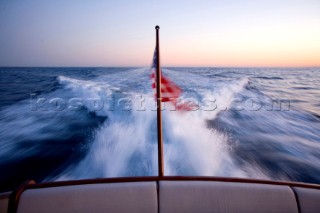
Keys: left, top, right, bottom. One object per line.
{"left": 1, "top": 65, "right": 320, "bottom": 68}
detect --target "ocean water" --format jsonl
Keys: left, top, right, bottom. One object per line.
{"left": 0, "top": 67, "right": 319, "bottom": 192}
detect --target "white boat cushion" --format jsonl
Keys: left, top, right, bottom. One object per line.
{"left": 0, "top": 192, "right": 10, "bottom": 213}
{"left": 293, "top": 187, "right": 320, "bottom": 213}
{"left": 17, "top": 181, "right": 157, "bottom": 213}
{"left": 159, "top": 181, "right": 299, "bottom": 213}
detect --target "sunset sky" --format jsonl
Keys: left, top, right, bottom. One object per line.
{"left": 0, "top": 0, "right": 319, "bottom": 67}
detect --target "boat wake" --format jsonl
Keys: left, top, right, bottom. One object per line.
{"left": 1, "top": 67, "right": 319, "bottom": 192}
{"left": 52, "top": 68, "right": 252, "bottom": 180}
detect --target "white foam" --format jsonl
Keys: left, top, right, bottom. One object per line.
{"left": 58, "top": 75, "right": 120, "bottom": 117}
{"left": 53, "top": 70, "right": 250, "bottom": 180}
{"left": 162, "top": 78, "right": 249, "bottom": 176}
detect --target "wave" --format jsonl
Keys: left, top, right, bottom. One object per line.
{"left": 52, "top": 71, "right": 251, "bottom": 180}
{"left": 2, "top": 67, "right": 320, "bottom": 191}
{"left": 253, "top": 76, "right": 283, "bottom": 80}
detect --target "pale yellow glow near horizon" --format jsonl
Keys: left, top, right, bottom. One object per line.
{"left": 160, "top": 21, "right": 320, "bottom": 67}
{"left": 61, "top": 22, "right": 320, "bottom": 67}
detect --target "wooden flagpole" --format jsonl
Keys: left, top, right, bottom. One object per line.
{"left": 155, "top": 25, "right": 164, "bottom": 177}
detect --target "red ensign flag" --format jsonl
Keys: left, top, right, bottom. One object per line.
{"left": 150, "top": 48, "right": 197, "bottom": 111}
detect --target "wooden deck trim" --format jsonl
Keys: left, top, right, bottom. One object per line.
{"left": 25, "top": 176, "right": 320, "bottom": 190}
{"left": 8, "top": 180, "right": 35, "bottom": 213}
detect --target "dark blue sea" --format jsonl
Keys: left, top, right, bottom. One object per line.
{"left": 0, "top": 67, "right": 320, "bottom": 192}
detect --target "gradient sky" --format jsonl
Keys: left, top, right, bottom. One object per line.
{"left": 0, "top": 0, "right": 319, "bottom": 67}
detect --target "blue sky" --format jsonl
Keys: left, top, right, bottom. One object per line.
{"left": 0, "top": 0, "right": 319, "bottom": 66}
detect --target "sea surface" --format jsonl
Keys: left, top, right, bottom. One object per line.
{"left": 0, "top": 67, "right": 320, "bottom": 192}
